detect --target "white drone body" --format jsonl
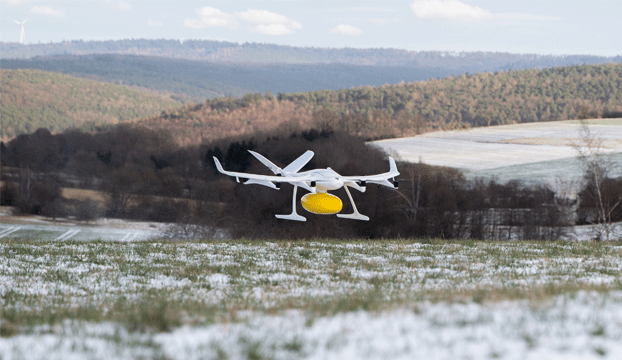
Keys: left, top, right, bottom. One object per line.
{"left": 213, "top": 150, "right": 400, "bottom": 221}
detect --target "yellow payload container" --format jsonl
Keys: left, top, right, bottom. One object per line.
{"left": 301, "top": 193, "right": 343, "bottom": 215}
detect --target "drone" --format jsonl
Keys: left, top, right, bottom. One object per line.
{"left": 213, "top": 150, "right": 400, "bottom": 221}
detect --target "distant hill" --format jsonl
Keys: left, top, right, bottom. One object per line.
{"left": 1, "top": 54, "right": 467, "bottom": 101}
{"left": 0, "top": 69, "right": 181, "bottom": 140}
{"left": 135, "top": 63, "right": 622, "bottom": 145}
{"left": 3, "top": 40, "right": 620, "bottom": 102}
{"left": 2, "top": 39, "right": 620, "bottom": 69}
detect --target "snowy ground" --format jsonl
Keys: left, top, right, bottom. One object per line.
{"left": 0, "top": 207, "right": 166, "bottom": 241}
{"left": 4, "top": 291, "right": 622, "bottom": 360}
{"left": 372, "top": 121, "right": 622, "bottom": 184}
{"left": 1, "top": 240, "right": 621, "bottom": 359}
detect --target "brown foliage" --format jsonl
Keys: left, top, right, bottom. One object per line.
{"left": 1, "top": 69, "right": 181, "bottom": 141}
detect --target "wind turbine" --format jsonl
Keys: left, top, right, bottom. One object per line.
{"left": 13, "top": 19, "right": 28, "bottom": 44}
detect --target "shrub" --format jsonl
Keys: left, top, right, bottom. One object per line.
{"left": 75, "top": 199, "right": 102, "bottom": 223}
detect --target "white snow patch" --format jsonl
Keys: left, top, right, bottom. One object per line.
{"left": 205, "top": 273, "right": 230, "bottom": 288}
{"left": 3, "top": 292, "right": 622, "bottom": 360}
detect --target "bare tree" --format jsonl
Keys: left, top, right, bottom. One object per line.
{"left": 572, "top": 121, "right": 622, "bottom": 240}
{"left": 312, "top": 109, "right": 339, "bottom": 134}
{"left": 413, "top": 113, "right": 426, "bottom": 135}
{"left": 395, "top": 110, "right": 412, "bottom": 136}
{"left": 392, "top": 173, "right": 422, "bottom": 222}
{"left": 547, "top": 178, "right": 580, "bottom": 240}
{"left": 104, "top": 168, "right": 142, "bottom": 217}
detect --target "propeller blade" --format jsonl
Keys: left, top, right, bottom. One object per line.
{"left": 283, "top": 150, "right": 314, "bottom": 173}
{"left": 248, "top": 150, "right": 282, "bottom": 175}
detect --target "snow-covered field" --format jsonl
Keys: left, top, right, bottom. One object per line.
{"left": 2, "top": 240, "right": 622, "bottom": 359}
{"left": 4, "top": 292, "right": 622, "bottom": 360}
{"left": 0, "top": 207, "right": 166, "bottom": 241}
{"left": 372, "top": 120, "right": 622, "bottom": 184}
{"left": 0, "top": 222, "right": 159, "bottom": 241}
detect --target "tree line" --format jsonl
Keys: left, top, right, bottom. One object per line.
{"left": 3, "top": 124, "right": 619, "bottom": 240}
{"left": 2, "top": 38, "right": 619, "bottom": 68}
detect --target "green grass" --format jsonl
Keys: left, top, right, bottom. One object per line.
{"left": 1, "top": 238, "right": 622, "bottom": 335}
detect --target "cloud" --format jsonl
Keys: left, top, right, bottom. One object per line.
{"left": 236, "top": 9, "right": 288, "bottom": 25}
{"left": 410, "top": 0, "right": 491, "bottom": 21}
{"left": 31, "top": 5, "right": 65, "bottom": 17}
{"left": 235, "top": 9, "right": 302, "bottom": 35}
{"left": 410, "top": 0, "right": 490, "bottom": 21}
{"left": 410, "top": 0, "right": 558, "bottom": 23}
{"left": 184, "top": 7, "right": 237, "bottom": 29}
{"left": 249, "top": 23, "right": 295, "bottom": 36}
{"left": 330, "top": 24, "right": 362, "bottom": 36}
{"left": 185, "top": 7, "right": 302, "bottom": 35}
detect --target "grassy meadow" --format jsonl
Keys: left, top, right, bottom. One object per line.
{"left": 1, "top": 238, "right": 622, "bottom": 359}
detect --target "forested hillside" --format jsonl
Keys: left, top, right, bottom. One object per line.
{"left": 281, "top": 63, "right": 622, "bottom": 130}
{"left": 1, "top": 55, "right": 463, "bottom": 101}
{"left": 138, "top": 63, "right": 622, "bottom": 145}
{"left": 2, "top": 39, "right": 619, "bottom": 69}
{"left": 4, "top": 63, "right": 621, "bottom": 145}
{"left": 0, "top": 69, "right": 181, "bottom": 140}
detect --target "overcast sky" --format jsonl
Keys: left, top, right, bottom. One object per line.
{"left": 1, "top": 0, "right": 620, "bottom": 56}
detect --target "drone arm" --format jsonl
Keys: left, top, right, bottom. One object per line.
{"left": 342, "top": 157, "right": 400, "bottom": 189}
{"left": 291, "top": 181, "right": 316, "bottom": 194}
{"left": 213, "top": 156, "right": 281, "bottom": 181}
{"left": 368, "top": 179, "right": 399, "bottom": 189}
{"left": 244, "top": 178, "right": 280, "bottom": 189}
{"left": 343, "top": 180, "right": 366, "bottom": 193}
{"left": 213, "top": 157, "right": 316, "bottom": 186}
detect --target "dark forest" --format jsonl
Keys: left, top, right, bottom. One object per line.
{"left": 3, "top": 123, "right": 619, "bottom": 240}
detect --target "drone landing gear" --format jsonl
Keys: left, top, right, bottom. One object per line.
{"left": 275, "top": 185, "right": 306, "bottom": 221}
{"left": 336, "top": 186, "right": 369, "bottom": 221}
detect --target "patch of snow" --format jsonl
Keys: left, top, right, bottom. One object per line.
{"left": 372, "top": 122, "right": 622, "bottom": 184}
{"left": 2, "top": 292, "right": 622, "bottom": 360}
{"left": 205, "top": 273, "right": 230, "bottom": 288}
